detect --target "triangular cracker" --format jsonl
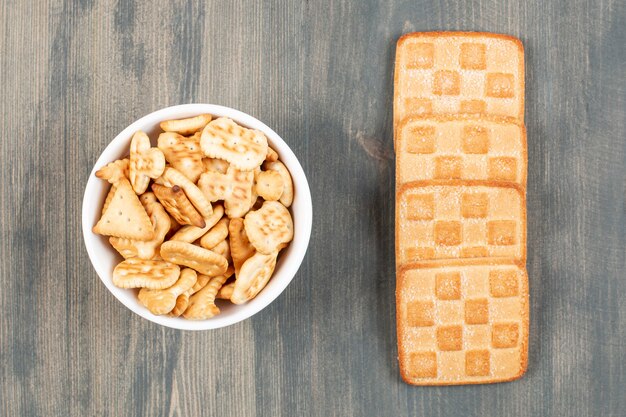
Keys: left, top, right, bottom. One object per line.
{"left": 93, "top": 178, "right": 154, "bottom": 240}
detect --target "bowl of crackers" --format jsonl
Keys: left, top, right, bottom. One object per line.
{"left": 82, "top": 104, "right": 312, "bottom": 330}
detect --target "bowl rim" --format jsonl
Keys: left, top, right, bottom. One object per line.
{"left": 81, "top": 103, "right": 312, "bottom": 330}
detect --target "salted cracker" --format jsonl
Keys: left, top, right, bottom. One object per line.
{"left": 200, "top": 117, "right": 268, "bottom": 171}
{"left": 228, "top": 218, "right": 256, "bottom": 274}
{"left": 231, "top": 251, "right": 278, "bottom": 304}
{"left": 96, "top": 158, "right": 129, "bottom": 184}
{"left": 263, "top": 161, "right": 293, "bottom": 207}
{"left": 109, "top": 192, "right": 171, "bottom": 259}
{"left": 160, "top": 114, "right": 212, "bottom": 136}
{"left": 183, "top": 267, "right": 234, "bottom": 320}
{"left": 93, "top": 178, "right": 154, "bottom": 240}
{"left": 169, "top": 204, "right": 225, "bottom": 243}
{"left": 160, "top": 240, "right": 228, "bottom": 277}
{"left": 199, "top": 217, "right": 230, "bottom": 250}
{"left": 152, "top": 183, "right": 206, "bottom": 228}
{"left": 112, "top": 258, "right": 180, "bottom": 289}
{"left": 138, "top": 268, "right": 197, "bottom": 315}
{"left": 198, "top": 166, "right": 255, "bottom": 218}
{"left": 244, "top": 201, "right": 293, "bottom": 255}
{"left": 129, "top": 131, "right": 166, "bottom": 194}
{"left": 255, "top": 170, "right": 284, "bottom": 201}
{"left": 156, "top": 167, "right": 213, "bottom": 218}
{"left": 157, "top": 132, "right": 205, "bottom": 183}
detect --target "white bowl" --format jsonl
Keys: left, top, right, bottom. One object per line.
{"left": 82, "top": 104, "right": 312, "bottom": 330}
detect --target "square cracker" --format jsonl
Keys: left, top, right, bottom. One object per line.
{"left": 396, "top": 115, "right": 527, "bottom": 186}
{"left": 396, "top": 260, "right": 528, "bottom": 385}
{"left": 394, "top": 32, "right": 525, "bottom": 147}
{"left": 396, "top": 181, "right": 526, "bottom": 264}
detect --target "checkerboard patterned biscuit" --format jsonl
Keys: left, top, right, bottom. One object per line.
{"left": 394, "top": 32, "right": 528, "bottom": 385}
{"left": 394, "top": 32, "right": 524, "bottom": 140}
{"left": 396, "top": 115, "right": 526, "bottom": 185}
{"left": 397, "top": 181, "right": 526, "bottom": 264}
{"left": 397, "top": 261, "right": 528, "bottom": 385}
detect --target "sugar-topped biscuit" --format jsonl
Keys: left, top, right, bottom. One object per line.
{"left": 394, "top": 31, "right": 525, "bottom": 146}
{"left": 397, "top": 260, "right": 528, "bottom": 385}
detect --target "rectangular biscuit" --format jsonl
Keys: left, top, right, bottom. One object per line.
{"left": 396, "top": 115, "right": 526, "bottom": 186}
{"left": 394, "top": 32, "right": 525, "bottom": 146}
{"left": 396, "top": 260, "right": 528, "bottom": 385}
{"left": 396, "top": 181, "right": 526, "bottom": 264}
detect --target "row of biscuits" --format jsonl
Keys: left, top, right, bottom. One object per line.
{"left": 394, "top": 32, "right": 529, "bottom": 385}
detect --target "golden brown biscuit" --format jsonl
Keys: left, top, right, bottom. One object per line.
{"left": 93, "top": 178, "right": 154, "bottom": 241}
{"left": 109, "top": 192, "right": 170, "bottom": 259}
{"left": 396, "top": 181, "right": 526, "bottom": 264}
{"left": 396, "top": 115, "right": 527, "bottom": 186}
{"left": 160, "top": 114, "right": 212, "bottom": 136}
{"left": 157, "top": 132, "right": 204, "bottom": 183}
{"left": 96, "top": 158, "right": 129, "bottom": 184}
{"left": 170, "top": 204, "right": 225, "bottom": 243}
{"left": 200, "top": 117, "right": 268, "bottom": 171}
{"left": 230, "top": 251, "right": 278, "bottom": 304}
{"left": 160, "top": 240, "right": 228, "bottom": 277}
{"left": 394, "top": 32, "right": 524, "bottom": 139}
{"left": 138, "top": 268, "right": 197, "bottom": 315}
{"left": 112, "top": 258, "right": 180, "bottom": 289}
{"left": 152, "top": 183, "right": 206, "bottom": 228}
{"left": 155, "top": 167, "right": 213, "bottom": 218}
{"left": 129, "top": 131, "right": 166, "bottom": 194}
{"left": 244, "top": 201, "right": 293, "bottom": 255}
{"left": 229, "top": 218, "right": 256, "bottom": 274}
{"left": 198, "top": 166, "right": 255, "bottom": 218}
{"left": 397, "top": 260, "right": 528, "bottom": 385}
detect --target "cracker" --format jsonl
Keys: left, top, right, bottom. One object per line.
{"left": 160, "top": 240, "right": 228, "bottom": 277}
{"left": 96, "top": 158, "right": 129, "bottom": 184}
{"left": 156, "top": 167, "right": 213, "bottom": 218}
{"left": 152, "top": 183, "right": 206, "bottom": 228}
{"left": 199, "top": 217, "right": 230, "bottom": 249}
{"left": 216, "top": 281, "right": 234, "bottom": 300}
{"left": 397, "top": 260, "right": 528, "bottom": 385}
{"left": 394, "top": 31, "right": 525, "bottom": 144}
{"left": 231, "top": 251, "right": 278, "bottom": 304}
{"left": 109, "top": 192, "right": 171, "bottom": 259}
{"left": 129, "top": 131, "right": 166, "bottom": 194}
{"left": 93, "top": 178, "right": 154, "bottom": 240}
{"left": 165, "top": 214, "right": 182, "bottom": 239}
{"left": 112, "top": 258, "right": 180, "bottom": 289}
{"left": 263, "top": 161, "right": 293, "bottom": 207}
{"left": 396, "top": 181, "right": 526, "bottom": 264}
{"left": 157, "top": 131, "right": 204, "bottom": 182}
{"left": 202, "top": 157, "right": 229, "bottom": 174}
{"left": 101, "top": 183, "right": 117, "bottom": 215}
{"left": 187, "top": 273, "right": 212, "bottom": 295}
{"left": 160, "top": 114, "right": 212, "bottom": 136}
{"left": 200, "top": 117, "right": 268, "bottom": 170}
{"left": 255, "top": 170, "right": 284, "bottom": 201}
{"left": 184, "top": 267, "right": 234, "bottom": 320}
{"left": 266, "top": 146, "right": 279, "bottom": 162}
{"left": 168, "top": 293, "right": 189, "bottom": 317}
{"left": 244, "top": 201, "right": 293, "bottom": 255}
{"left": 210, "top": 239, "right": 231, "bottom": 264}
{"left": 198, "top": 166, "right": 255, "bottom": 218}
{"left": 228, "top": 217, "right": 256, "bottom": 274}
{"left": 138, "top": 268, "right": 197, "bottom": 315}
{"left": 396, "top": 115, "right": 526, "bottom": 185}
{"left": 170, "top": 204, "right": 225, "bottom": 243}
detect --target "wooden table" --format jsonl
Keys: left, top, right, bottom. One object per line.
{"left": 1, "top": 1, "right": 624, "bottom": 416}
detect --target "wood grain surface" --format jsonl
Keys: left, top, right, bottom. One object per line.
{"left": 1, "top": 0, "right": 624, "bottom": 416}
